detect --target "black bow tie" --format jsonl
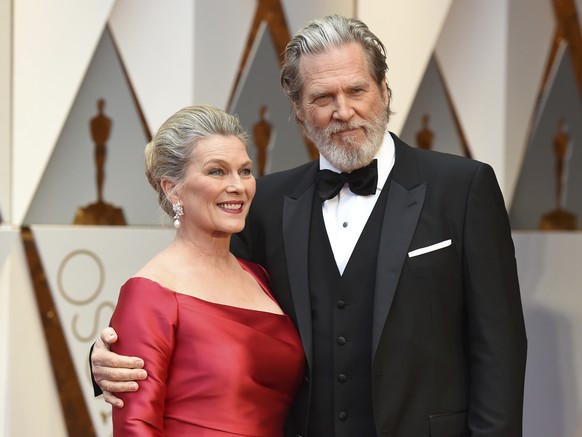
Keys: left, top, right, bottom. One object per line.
{"left": 317, "top": 159, "right": 378, "bottom": 200}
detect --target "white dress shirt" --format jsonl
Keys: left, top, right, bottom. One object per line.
{"left": 319, "top": 131, "right": 395, "bottom": 274}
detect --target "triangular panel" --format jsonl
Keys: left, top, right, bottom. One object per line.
{"left": 194, "top": 0, "right": 257, "bottom": 109}
{"left": 230, "top": 22, "right": 310, "bottom": 175}
{"left": 358, "top": 0, "right": 454, "bottom": 135}
{"left": 510, "top": 45, "right": 582, "bottom": 230}
{"left": 32, "top": 226, "right": 173, "bottom": 436}
{"left": 108, "top": 0, "right": 195, "bottom": 131}
{"left": 24, "top": 28, "right": 159, "bottom": 226}
{"left": 0, "top": 229, "right": 17, "bottom": 274}
{"left": 400, "top": 56, "right": 468, "bottom": 157}
{"left": 0, "top": 228, "right": 20, "bottom": 434}
{"left": 12, "top": 0, "right": 115, "bottom": 225}
{"left": 282, "top": 0, "right": 354, "bottom": 33}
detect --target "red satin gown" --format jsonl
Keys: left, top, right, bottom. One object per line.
{"left": 110, "top": 259, "right": 304, "bottom": 436}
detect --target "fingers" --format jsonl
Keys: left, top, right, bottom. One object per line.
{"left": 95, "top": 368, "right": 147, "bottom": 400}
{"left": 99, "top": 327, "right": 118, "bottom": 346}
{"left": 95, "top": 366, "right": 147, "bottom": 384}
{"left": 103, "top": 390, "right": 124, "bottom": 409}
{"left": 92, "top": 328, "right": 144, "bottom": 371}
{"left": 93, "top": 359, "right": 148, "bottom": 389}
{"left": 93, "top": 354, "right": 145, "bottom": 375}
{"left": 91, "top": 326, "right": 147, "bottom": 397}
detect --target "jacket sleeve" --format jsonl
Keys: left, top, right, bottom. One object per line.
{"left": 110, "top": 279, "right": 178, "bottom": 436}
{"left": 89, "top": 343, "right": 102, "bottom": 397}
{"left": 463, "top": 163, "right": 527, "bottom": 436}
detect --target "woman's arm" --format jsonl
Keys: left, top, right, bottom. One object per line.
{"left": 110, "top": 278, "right": 178, "bottom": 436}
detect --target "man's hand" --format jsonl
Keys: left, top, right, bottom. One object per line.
{"left": 92, "top": 327, "right": 148, "bottom": 408}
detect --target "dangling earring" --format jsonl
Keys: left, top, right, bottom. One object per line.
{"left": 172, "top": 201, "right": 184, "bottom": 229}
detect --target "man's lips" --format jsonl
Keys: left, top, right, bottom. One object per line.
{"left": 333, "top": 127, "right": 362, "bottom": 138}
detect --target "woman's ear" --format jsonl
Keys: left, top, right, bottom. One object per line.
{"left": 161, "top": 179, "right": 178, "bottom": 204}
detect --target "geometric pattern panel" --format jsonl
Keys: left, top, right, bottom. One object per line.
{"left": 0, "top": 229, "right": 19, "bottom": 426}
{"left": 357, "top": 0, "right": 454, "bottom": 136}
{"left": 193, "top": 0, "right": 256, "bottom": 110}
{"left": 0, "top": 229, "right": 15, "bottom": 436}
{"left": 505, "top": 0, "right": 555, "bottom": 206}
{"left": 0, "top": 230, "right": 16, "bottom": 268}
{"left": 400, "top": 55, "right": 469, "bottom": 157}
{"left": 230, "top": 22, "right": 311, "bottom": 176}
{"left": 108, "top": 0, "right": 196, "bottom": 131}
{"left": 434, "top": 0, "right": 508, "bottom": 176}
{"left": 282, "top": 0, "right": 354, "bottom": 33}
{"left": 514, "top": 232, "right": 582, "bottom": 437}
{"left": 12, "top": 0, "right": 115, "bottom": 225}
{"left": 510, "top": 43, "right": 582, "bottom": 230}
{"left": 32, "top": 226, "right": 173, "bottom": 436}
{"left": 23, "top": 28, "right": 160, "bottom": 226}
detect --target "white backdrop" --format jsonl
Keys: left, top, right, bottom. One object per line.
{"left": 2, "top": 1, "right": 582, "bottom": 436}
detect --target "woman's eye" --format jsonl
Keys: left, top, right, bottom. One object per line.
{"left": 209, "top": 169, "right": 224, "bottom": 176}
{"left": 241, "top": 168, "right": 253, "bottom": 176}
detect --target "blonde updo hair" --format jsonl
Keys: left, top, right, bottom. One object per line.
{"left": 144, "top": 105, "right": 249, "bottom": 217}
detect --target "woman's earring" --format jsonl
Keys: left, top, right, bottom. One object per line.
{"left": 172, "top": 201, "right": 184, "bottom": 229}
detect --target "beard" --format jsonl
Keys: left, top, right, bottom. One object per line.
{"left": 302, "top": 103, "right": 389, "bottom": 172}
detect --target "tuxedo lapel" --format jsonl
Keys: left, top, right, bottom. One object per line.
{"left": 372, "top": 136, "right": 426, "bottom": 359}
{"left": 279, "top": 142, "right": 426, "bottom": 363}
{"left": 282, "top": 163, "right": 318, "bottom": 366}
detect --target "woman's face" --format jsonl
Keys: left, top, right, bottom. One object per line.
{"left": 178, "top": 134, "right": 255, "bottom": 237}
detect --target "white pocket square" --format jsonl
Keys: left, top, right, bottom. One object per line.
{"left": 408, "top": 239, "right": 452, "bottom": 258}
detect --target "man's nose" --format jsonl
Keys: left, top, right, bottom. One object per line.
{"left": 332, "top": 94, "right": 354, "bottom": 121}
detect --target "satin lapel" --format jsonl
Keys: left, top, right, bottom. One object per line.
{"left": 372, "top": 136, "right": 426, "bottom": 360}
{"left": 283, "top": 176, "right": 317, "bottom": 367}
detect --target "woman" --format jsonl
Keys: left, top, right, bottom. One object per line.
{"left": 109, "top": 105, "right": 304, "bottom": 436}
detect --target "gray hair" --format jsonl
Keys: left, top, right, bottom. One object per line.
{"left": 144, "top": 105, "right": 248, "bottom": 216}
{"left": 281, "top": 15, "right": 392, "bottom": 110}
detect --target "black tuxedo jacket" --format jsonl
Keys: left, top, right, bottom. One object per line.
{"left": 232, "top": 134, "right": 527, "bottom": 437}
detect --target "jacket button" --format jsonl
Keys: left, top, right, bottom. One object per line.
{"left": 337, "top": 336, "right": 346, "bottom": 345}
{"left": 336, "top": 299, "right": 346, "bottom": 309}
{"left": 338, "top": 411, "right": 348, "bottom": 421}
{"left": 337, "top": 373, "right": 347, "bottom": 382}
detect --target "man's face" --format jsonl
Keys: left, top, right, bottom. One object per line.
{"left": 294, "top": 42, "right": 389, "bottom": 172}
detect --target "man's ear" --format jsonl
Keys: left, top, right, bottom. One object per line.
{"left": 382, "top": 78, "right": 390, "bottom": 106}
{"left": 293, "top": 101, "right": 304, "bottom": 123}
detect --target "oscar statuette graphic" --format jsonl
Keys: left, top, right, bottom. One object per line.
{"left": 73, "top": 98, "right": 126, "bottom": 225}
{"left": 416, "top": 113, "right": 434, "bottom": 150}
{"left": 539, "top": 118, "right": 578, "bottom": 230}
{"left": 253, "top": 105, "right": 273, "bottom": 177}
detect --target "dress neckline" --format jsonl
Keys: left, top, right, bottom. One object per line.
{"left": 127, "top": 260, "right": 286, "bottom": 317}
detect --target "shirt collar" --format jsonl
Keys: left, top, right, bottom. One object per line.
{"left": 318, "top": 130, "right": 395, "bottom": 189}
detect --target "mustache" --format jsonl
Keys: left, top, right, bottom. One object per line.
{"left": 324, "top": 121, "right": 370, "bottom": 135}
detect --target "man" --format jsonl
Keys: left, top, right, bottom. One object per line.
{"left": 91, "top": 15, "right": 527, "bottom": 436}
